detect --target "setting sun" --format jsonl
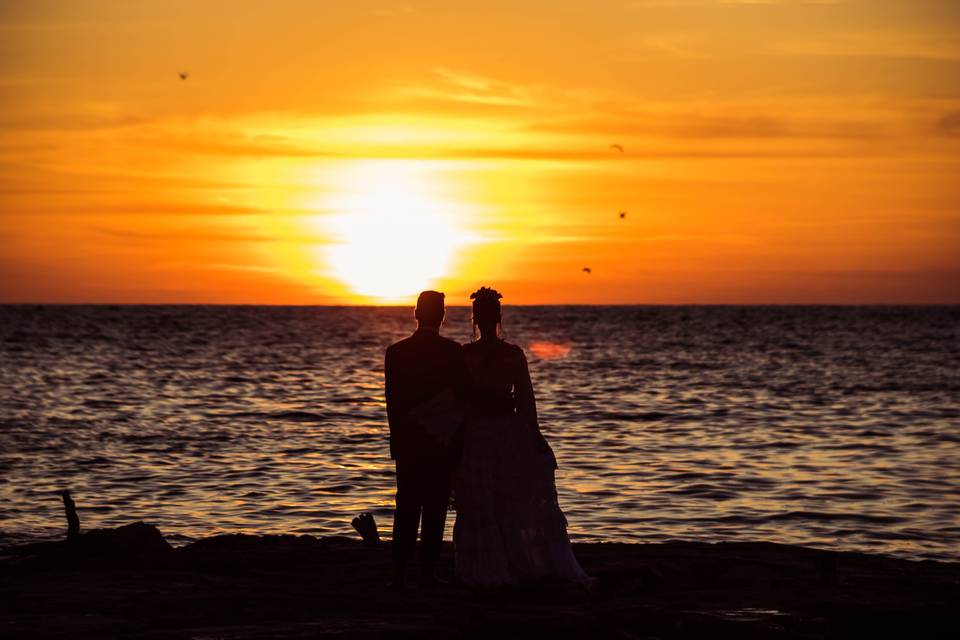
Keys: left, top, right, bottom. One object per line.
{"left": 0, "top": 0, "right": 957, "bottom": 304}
{"left": 317, "top": 161, "right": 477, "bottom": 301}
{"left": 1, "top": 2, "right": 959, "bottom": 635}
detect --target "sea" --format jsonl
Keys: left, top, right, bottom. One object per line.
{"left": 1, "top": 305, "right": 958, "bottom": 561}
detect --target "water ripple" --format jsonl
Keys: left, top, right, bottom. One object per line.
{"left": 1, "top": 304, "right": 958, "bottom": 561}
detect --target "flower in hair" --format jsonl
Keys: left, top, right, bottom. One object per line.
{"left": 470, "top": 286, "right": 503, "bottom": 302}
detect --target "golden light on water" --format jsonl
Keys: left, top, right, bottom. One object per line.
{"left": 529, "top": 341, "right": 573, "bottom": 360}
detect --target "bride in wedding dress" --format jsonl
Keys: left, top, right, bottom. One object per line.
{"left": 452, "top": 287, "right": 590, "bottom": 587}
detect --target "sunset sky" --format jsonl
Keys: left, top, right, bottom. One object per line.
{"left": 1, "top": 0, "right": 958, "bottom": 304}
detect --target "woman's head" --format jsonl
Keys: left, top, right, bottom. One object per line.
{"left": 470, "top": 286, "right": 502, "bottom": 337}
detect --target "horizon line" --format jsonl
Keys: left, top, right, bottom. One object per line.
{"left": 2, "top": 302, "right": 958, "bottom": 308}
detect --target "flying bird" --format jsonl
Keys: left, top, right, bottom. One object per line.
{"left": 618, "top": 211, "right": 627, "bottom": 219}
{"left": 178, "top": 72, "right": 189, "bottom": 80}
{"left": 609, "top": 144, "right": 624, "bottom": 153}
{"left": 582, "top": 267, "right": 592, "bottom": 275}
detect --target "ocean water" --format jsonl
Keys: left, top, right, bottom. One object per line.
{"left": 1, "top": 305, "right": 958, "bottom": 560}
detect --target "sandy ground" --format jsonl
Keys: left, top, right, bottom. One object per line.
{"left": 2, "top": 522, "right": 959, "bottom": 639}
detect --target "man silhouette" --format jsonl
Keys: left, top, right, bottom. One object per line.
{"left": 384, "top": 290, "right": 468, "bottom": 588}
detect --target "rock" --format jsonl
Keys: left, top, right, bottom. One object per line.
{"left": 74, "top": 521, "right": 173, "bottom": 560}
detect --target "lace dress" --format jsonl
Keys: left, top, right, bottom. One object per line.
{"left": 452, "top": 339, "right": 589, "bottom": 587}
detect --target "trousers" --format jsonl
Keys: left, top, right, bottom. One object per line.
{"left": 392, "top": 456, "right": 451, "bottom": 572}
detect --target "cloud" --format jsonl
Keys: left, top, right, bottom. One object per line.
{"left": 427, "top": 146, "right": 870, "bottom": 160}
{"left": 526, "top": 110, "right": 892, "bottom": 140}
{"left": 371, "top": 4, "right": 416, "bottom": 18}
{"left": 632, "top": 0, "right": 845, "bottom": 6}
{"left": 935, "top": 111, "right": 960, "bottom": 137}
{"left": 775, "top": 31, "right": 960, "bottom": 62}
{"left": 8, "top": 202, "right": 268, "bottom": 217}
{"left": 141, "top": 133, "right": 337, "bottom": 158}
{"left": 0, "top": 187, "right": 104, "bottom": 195}
{"left": 89, "top": 226, "right": 272, "bottom": 244}
{"left": 0, "top": 22, "right": 97, "bottom": 32}
{"left": 205, "top": 263, "right": 283, "bottom": 273}
{"left": 0, "top": 104, "right": 147, "bottom": 132}
{"left": 0, "top": 76, "right": 74, "bottom": 88}
{"left": 396, "top": 68, "right": 539, "bottom": 109}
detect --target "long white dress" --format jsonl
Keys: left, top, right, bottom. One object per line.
{"left": 452, "top": 339, "right": 589, "bottom": 587}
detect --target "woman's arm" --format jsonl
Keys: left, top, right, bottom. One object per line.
{"left": 515, "top": 349, "right": 540, "bottom": 431}
{"left": 515, "top": 348, "right": 557, "bottom": 467}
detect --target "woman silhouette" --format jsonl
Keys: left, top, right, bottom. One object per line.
{"left": 452, "top": 287, "right": 589, "bottom": 587}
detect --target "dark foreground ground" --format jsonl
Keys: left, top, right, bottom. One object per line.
{"left": 2, "top": 523, "right": 959, "bottom": 639}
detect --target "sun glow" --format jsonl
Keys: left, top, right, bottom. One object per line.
{"left": 319, "top": 161, "right": 476, "bottom": 302}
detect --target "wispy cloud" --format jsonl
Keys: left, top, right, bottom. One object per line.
{"left": 775, "top": 31, "right": 960, "bottom": 62}
{"left": 8, "top": 202, "right": 267, "bottom": 217}
{"left": 935, "top": 111, "right": 960, "bottom": 136}
{"left": 632, "top": 1, "right": 845, "bottom": 6}
{"left": 371, "top": 3, "right": 417, "bottom": 18}
{"left": 0, "top": 22, "right": 100, "bottom": 32}
{"left": 526, "top": 108, "right": 896, "bottom": 140}
{"left": 89, "top": 226, "right": 272, "bottom": 244}
{"left": 0, "top": 102, "right": 147, "bottom": 132}
{"left": 140, "top": 132, "right": 337, "bottom": 158}
{"left": 398, "top": 68, "right": 540, "bottom": 108}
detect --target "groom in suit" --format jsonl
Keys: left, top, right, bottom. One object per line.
{"left": 384, "top": 290, "right": 468, "bottom": 588}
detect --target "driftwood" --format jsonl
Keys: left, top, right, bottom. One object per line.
{"left": 2, "top": 491, "right": 174, "bottom": 567}
{"left": 60, "top": 490, "right": 80, "bottom": 541}
{"left": 61, "top": 488, "right": 373, "bottom": 548}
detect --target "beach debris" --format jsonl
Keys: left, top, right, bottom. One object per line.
{"left": 582, "top": 267, "right": 592, "bottom": 275}
{"left": 4, "top": 537, "right": 956, "bottom": 638}
{"left": 351, "top": 512, "right": 380, "bottom": 547}
{"left": 52, "top": 489, "right": 173, "bottom": 562}
{"left": 60, "top": 490, "right": 80, "bottom": 542}
{"left": 80, "top": 522, "right": 173, "bottom": 560}
{"left": 179, "top": 72, "right": 189, "bottom": 80}
{"left": 609, "top": 143, "right": 624, "bottom": 153}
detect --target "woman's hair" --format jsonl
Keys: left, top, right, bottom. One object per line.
{"left": 470, "top": 286, "right": 502, "bottom": 326}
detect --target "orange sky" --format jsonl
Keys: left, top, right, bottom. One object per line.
{"left": 1, "top": 0, "right": 958, "bottom": 304}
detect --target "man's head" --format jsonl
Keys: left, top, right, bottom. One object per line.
{"left": 415, "top": 290, "right": 445, "bottom": 329}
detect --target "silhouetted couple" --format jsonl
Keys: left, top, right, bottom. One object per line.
{"left": 385, "top": 288, "right": 588, "bottom": 588}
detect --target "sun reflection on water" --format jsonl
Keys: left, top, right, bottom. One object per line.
{"left": 529, "top": 341, "right": 572, "bottom": 359}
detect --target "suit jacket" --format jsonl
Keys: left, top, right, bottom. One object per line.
{"left": 385, "top": 328, "right": 469, "bottom": 462}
